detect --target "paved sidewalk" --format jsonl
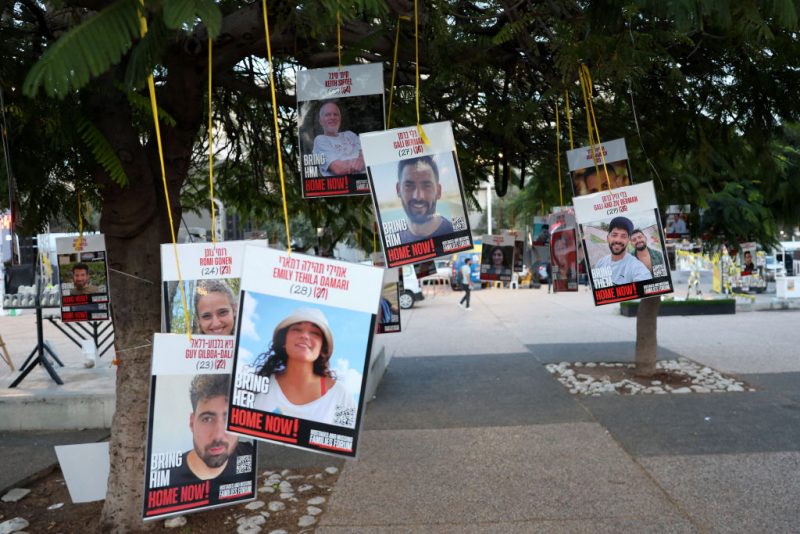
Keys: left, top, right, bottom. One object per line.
{"left": 1, "top": 280, "right": 798, "bottom": 532}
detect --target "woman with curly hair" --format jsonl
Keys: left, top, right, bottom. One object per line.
{"left": 252, "top": 307, "right": 356, "bottom": 428}
{"left": 193, "top": 279, "right": 237, "bottom": 335}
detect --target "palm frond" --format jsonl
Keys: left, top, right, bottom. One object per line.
{"left": 125, "top": 15, "right": 170, "bottom": 89}
{"left": 23, "top": 0, "right": 141, "bottom": 99}
{"left": 163, "top": 0, "right": 221, "bottom": 37}
{"left": 77, "top": 116, "right": 129, "bottom": 186}
{"left": 122, "top": 87, "right": 177, "bottom": 127}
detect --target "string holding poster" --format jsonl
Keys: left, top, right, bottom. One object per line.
{"left": 227, "top": 247, "right": 383, "bottom": 458}
{"left": 143, "top": 334, "right": 256, "bottom": 520}
{"left": 376, "top": 268, "right": 401, "bottom": 334}
{"left": 574, "top": 181, "right": 673, "bottom": 306}
{"left": 480, "top": 234, "right": 515, "bottom": 282}
{"left": 566, "top": 138, "right": 634, "bottom": 196}
{"left": 361, "top": 121, "right": 474, "bottom": 268}
{"left": 56, "top": 234, "right": 110, "bottom": 322}
{"left": 160, "top": 241, "right": 266, "bottom": 334}
{"left": 297, "top": 63, "right": 385, "bottom": 198}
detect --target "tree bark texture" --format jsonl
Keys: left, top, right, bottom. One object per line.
{"left": 634, "top": 296, "right": 661, "bottom": 378}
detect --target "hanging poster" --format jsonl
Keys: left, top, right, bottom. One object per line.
{"left": 503, "top": 230, "right": 525, "bottom": 272}
{"left": 227, "top": 246, "right": 383, "bottom": 457}
{"left": 297, "top": 63, "right": 385, "bottom": 198}
{"left": 143, "top": 334, "right": 256, "bottom": 520}
{"left": 413, "top": 260, "right": 437, "bottom": 279}
{"left": 574, "top": 181, "right": 673, "bottom": 305}
{"left": 566, "top": 138, "right": 634, "bottom": 196}
{"left": 532, "top": 216, "right": 550, "bottom": 246}
{"left": 550, "top": 228, "right": 579, "bottom": 292}
{"left": 480, "top": 234, "right": 515, "bottom": 282}
{"left": 161, "top": 241, "right": 267, "bottom": 334}
{"left": 361, "top": 121, "right": 473, "bottom": 268}
{"left": 56, "top": 234, "right": 110, "bottom": 322}
{"left": 376, "top": 268, "right": 401, "bottom": 334}
{"left": 665, "top": 204, "right": 690, "bottom": 239}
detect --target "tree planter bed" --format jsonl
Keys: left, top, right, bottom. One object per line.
{"left": 620, "top": 298, "right": 736, "bottom": 317}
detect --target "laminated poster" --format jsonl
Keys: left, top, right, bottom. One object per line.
{"left": 56, "top": 234, "right": 110, "bottom": 322}
{"left": 480, "top": 234, "right": 515, "bottom": 282}
{"left": 550, "top": 228, "right": 579, "bottom": 292}
{"left": 665, "top": 204, "right": 690, "bottom": 239}
{"left": 574, "top": 181, "right": 673, "bottom": 305}
{"left": 566, "top": 138, "right": 634, "bottom": 196}
{"left": 361, "top": 121, "right": 473, "bottom": 268}
{"left": 143, "top": 334, "right": 256, "bottom": 520}
{"left": 227, "top": 247, "right": 383, "bottom": 458}
{"left": 413, "top": 260, "right": 437, "bottom": 279}
{"left": 376, "top": 268, "right": 401, "bottom": 334}
{"left": 160, "top": 241, "right": 266, "bottom": 334}
{"left": 297, "top": 63, "right": 385, "bottom": 197}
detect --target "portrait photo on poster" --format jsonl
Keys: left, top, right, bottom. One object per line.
{"left": 298, "top": 96, "right": 384, "bottom": 196}
{"left": 581, "top": 212, "right": 669, "bottom": 284}
{"left": 56, "top": 234, "right": 110, "bottom": 322}
{"left": 550, "top": 228, "right": 579, "bottom": 292}
{"left": 480, "top": 235, "right": 515, "bottom": 282}
{"left": 233, "top": 292, "right": 373, "bottom": 430}
{"left": 144, "top": 372, "right": 256, "bottom": 519}
{"left": 163, "top": 278, "right": 240, "bottom": 335}
{"left": 371, "top": 151, "right": 469, "bottom": 246}
{"left": 566, "top": 138, "right": 634, "bottom": 197}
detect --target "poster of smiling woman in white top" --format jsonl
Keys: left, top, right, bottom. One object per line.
{"left": 227, "top": 246, "right": 383, "bottom": 458}
{"left": 297, "top": 63, "right": 385, "bottom": 198}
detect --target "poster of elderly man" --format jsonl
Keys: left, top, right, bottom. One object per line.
{"left": 574, "top": 181, "right": 674, "bottom": 306}
{"left": 297, "top": 63, "right": 385, "bottom": 198}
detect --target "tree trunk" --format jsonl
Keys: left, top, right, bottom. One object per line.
{"left": 89, "top": 67, "right": 202, "bottom": 530}
{"left": 634, "top": 296, "right": 661, "bottom": 378}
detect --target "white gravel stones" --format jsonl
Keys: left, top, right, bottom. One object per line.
{"left": 297, "top": 484, "right": 314, "bottom": 493}
{"left": 164, "top": 516, "right": 187, "bottom": 528}
{"left": 279, "top": 492, "right": 296, "bottom": 500}
{"left": 47, "top": 503, "right": 63, "bottom": 510}
{"left": 268, "top": 501, "right": 286, "bottom": 512}
{"left": 237, "top": 524, "right": 262, "bottom": 534}
{"left": 245, "top": 500, "right": 266, "bottom": 510}
{"left": 324, "top": 466, "right": 339, "bottom": 475}
{"left": 547, "top": 358, "right": 751, "bottom": 396}
{"left": 1, "top": 489, "right": 30, "bottom": 503}
{"left": 297, "top": 515, "right": 317, "bottom": 527}
{"left": 307, "top": 496, "right": 326, "bottom": 505}
{"left": 268, "top": 530, "right": 289, "bottom": 534}
{"left": 258, "top": 485, "right": 276, "bottom": 494}
{"left": 237, "top": 515, "right": 267, "bottom": 527}
{"left": 0, "top": 518, "right": 29, "bottom": 534}
{"left": 306, "top": 506, "right": 323, "bottom": 516}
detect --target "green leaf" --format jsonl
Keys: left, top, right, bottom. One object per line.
{"left": 124, "top": 15, "right": 170, "bottom": 89}
{"left": 23, "top": 0, "right": 141, "bottom": 99}
{"left": 163, "top": 0, "right": 222, "bottom": 38}
{"left": 76, "top": 117, "right": 129, "bottom": 186}
{"left": 122, "top": 88, "right": 177, "bottom": 127}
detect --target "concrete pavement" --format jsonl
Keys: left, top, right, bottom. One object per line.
{"left": 2, "top": 278, "right": 799, "bottom": 532}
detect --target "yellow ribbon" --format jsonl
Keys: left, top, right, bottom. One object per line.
{"left": 565, "top": 90, "right": 574, "bottom": 150}
{"left": 261, "top": 0, "right": 292, "bottom": 254}
{"left": 138, "top": 5, "right": 192, "bottom": 338}
{"left": 413, "top": 0, "right": 429, "bottom": 144}
{"left": 578, "top": 64, "right": 612, "bottom": 190}
{"left": 208, "top": 36, "right": 216, "bottom": 245}
{"left": 555, "top": 100, "right": 563, "bottom": 208}
{"left": 75, "top": 191, "right": 83, "bottom": 251}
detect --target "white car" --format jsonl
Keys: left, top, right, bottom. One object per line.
{"left": 400, "top": 266, "right": 425, "bottom": 309}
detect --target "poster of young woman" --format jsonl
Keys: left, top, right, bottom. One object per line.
{"left": 56, "top": 234, "right": 110, "bottom": 322}
{"left": 160, "top": 241, "right": 266, "bottom": 334}
{"left": 566, "top": 138, "right": 634, "bottom": 197}
{"left": 573, "top": 181, "right": 673, "bottom": 306}
{"left": 361, "top": 121, "right": 474, "bottom": 268}
{"left": 227, "top": 246, "right": 383, "bottom": 458}
{"left": 297, "top": 63, "right": 385, "bottom": 198}
{"left": 480, "top": 234, "right": 515, "bottom": 282}
{"left": 143, "top": 334, "right": 256, "bottom": 520}
{"left": 550, "top": 228, "right": 579, "bottom": 292}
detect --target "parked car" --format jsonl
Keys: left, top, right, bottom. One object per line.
{"left": 765, "top": 255, "right": 786, "bottom": 281}
{"left": 399, "top": 265, "right": 424, "bottom": 309}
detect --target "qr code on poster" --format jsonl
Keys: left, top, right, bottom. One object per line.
{"left": 452, "top": 217, "right": 467, "bottom": 231}
{"left": 333, "top": 405, "right": 356, "bottom": 427}
{"left": 236, "top": 454, "right": 252, "bottom": 474}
